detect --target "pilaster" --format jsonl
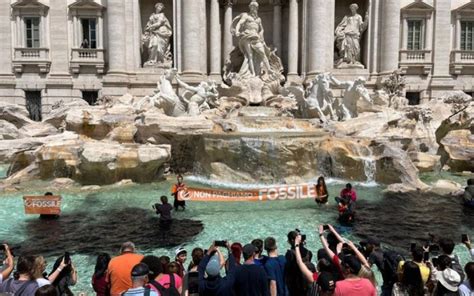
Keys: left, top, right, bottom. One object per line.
{"left": 379, "top": 0, "right": 401, "bottom": 74}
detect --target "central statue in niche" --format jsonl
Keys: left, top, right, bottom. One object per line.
{"left": 334, "top": 3, "right": 369, "bottom": 69}
{"left": 142, "top": 2, "right": 173, "bottom": 68}
{"left": 223, "top": 0, "right": 286, "bottom": 106}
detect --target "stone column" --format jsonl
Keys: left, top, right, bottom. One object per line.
{"left": 432, "top": 0, "right": 451, "bottom": 76}
{"left": 306, "top": 0, "right": 335, "bottom": 75}
{"left": 49, "top": 0, "right": 70, "bottom": 75}
{"left": 425, "top": 15, "right": 433, "bottom": 51}
{"left": 181, "top": 0, "right": 205, "bottom": 76}
{"left": 222, "top": 0, "right": 234, "bottom": 62}
{"left": 402, "top": 16, "right": 408, "bottom": 50}
{"left": 287, "top": 0, "right": 299, "bottom": 77}
{"left": 272, "top": 0, "right": 282, "bottom": 54}
{"left": 107, "top": 0, "right": 127, "bottom": 74}
{"left": 0, "top": 1, "right": 13, "bottom": 77}
{"left": 455, "top": 16, "right": 461, "bottom": 50}
{"left": 379, "top": 0, "right": 400, "bottom": 73}
{"left": 210, "top": 0, "right": 222, "bottom": 76}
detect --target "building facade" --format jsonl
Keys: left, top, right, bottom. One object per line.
{"left": 0, "top": 0, "right": 473, "bottom": 119}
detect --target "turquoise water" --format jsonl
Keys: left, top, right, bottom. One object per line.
{"left": 0, "top": 177, "right": 473, "bottom": 294}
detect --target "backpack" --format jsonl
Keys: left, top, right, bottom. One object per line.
{"left": 381, "top": 250, "right": 405, "bottom": 286}
{"left": 450, "top": 255, "right": 465, "bottom": 283}
{"left": 149, "top": 275, "right": 180, "bottom": 296}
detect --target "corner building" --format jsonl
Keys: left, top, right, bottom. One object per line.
{"left": 0, "top": 0, "right": 473, "bottom": 117}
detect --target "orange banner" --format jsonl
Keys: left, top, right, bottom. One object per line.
{"left": 23, "top": 196, "right": 62, "bottom": 215}
{"left": 178, "top": 184, "right": 317, "bottom": 202}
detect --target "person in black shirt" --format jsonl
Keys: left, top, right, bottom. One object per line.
{"left": 233, "top": 244, "right": 269, "bottom": 296}
{"left": 285, "top": 231, "right": 312, "bottom": 296}
{"left": 153, "top": 196, "right": 173, "bottom": 230}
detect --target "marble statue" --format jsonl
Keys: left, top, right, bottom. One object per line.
{"left": 224, "top": 1, "right": 284, "bottom": 84}
{"left": 305, "top": 73, "right": 337, "bottom": 122}
{"left": 330, "top": 76, "right": 372, "bottom": 120}
{"left": 334, "top": 3, "right": 369, "bottom": 69}
{"left": 135, "top": 68, "right": 186, "bottom": 116}
{"left": 142, "top": 2, "right": 173, "bottom": 67}
{"left": 176, "top": 77, "right": 219, "bottom": 116}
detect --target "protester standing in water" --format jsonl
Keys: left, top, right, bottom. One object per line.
{"left": 315, "top": 176, "right": 329, "bottom": 204}
{"left": 171, "top": 174, "right": 187, "bottom": 211}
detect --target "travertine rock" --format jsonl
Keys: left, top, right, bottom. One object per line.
{"left": 0, "top": 120, "right": 21, "bottom": 140}
{"left": 19, "top": 122, "right": 58, "bottom": 138}
{"left": 409, "top": 152, "right": 440, "bottom": 172}
{"left": 440, "top": 129, "right": 474, "bottom": 172}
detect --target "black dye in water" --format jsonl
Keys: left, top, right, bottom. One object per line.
{"left": 10, "top": 207, "right": 203, "bottom": 257}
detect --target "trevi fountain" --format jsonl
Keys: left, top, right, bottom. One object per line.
{"left": 0, "top": 1, "right": 473, "bottom": 294}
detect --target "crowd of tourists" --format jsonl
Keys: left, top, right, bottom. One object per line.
{"left": 1, "top": 226, "right": 473, "bottom": 296}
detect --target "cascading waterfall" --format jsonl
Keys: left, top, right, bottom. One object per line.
{"left": 355, "top": 145, "right": 377, "bottom": 186}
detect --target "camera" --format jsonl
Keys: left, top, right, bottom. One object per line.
{"left": 295, "top": 229, "right": 306, "bottom": 243}
{"left": 214, "top": 240, "right": 227, "bottom": 247}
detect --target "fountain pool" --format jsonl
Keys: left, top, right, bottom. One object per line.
{"left": 0, "top": 175, "right": 473, "bottom": 294}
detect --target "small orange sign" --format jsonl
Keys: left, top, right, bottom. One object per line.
{"left": 23, "top": 196, "right": 62, "bottom": 215}
{"left": 178, "top": 184, "right": 317, "bottom": 202}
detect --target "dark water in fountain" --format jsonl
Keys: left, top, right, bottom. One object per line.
{"left": 0, "top": 178, "right": 473, "bottom": 293}
{"left": 13, "top": 207, "right": 203, "bottom": 257}
{"left": 354, "top": 191, "right": 474, "bottom": 254}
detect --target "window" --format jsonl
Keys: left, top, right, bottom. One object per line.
{"left": 407, "top": 20, "right": 422, "bottom": 50}
{"left": 406, "top": 92, "right": 421, "bottom": 105}
{"left": 81, "top": 18, "right": 97, "bottom": 49}
{"left": 82, "top": 91, "right": 98, "bottom": 105}
{"left": 25, "top": 17, "right": 40, "bottom": 48}
{"left": 461, "top": 21, "right": 474, "bottom": 51}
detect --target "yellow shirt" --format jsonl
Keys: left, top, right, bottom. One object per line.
{"left": 397, "top": 260, "right": 430, "bottom": 284}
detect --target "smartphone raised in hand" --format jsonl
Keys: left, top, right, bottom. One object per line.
{"left": 410, "top": 243, "right": 416, "bottom": 252}
{"left": 214, "top": 240, "right": 227, "bottom": 247}
{"left": 323, "top": 225, "right": 330, "bottom": 231}
{"left": 462, "top": 234, "right": 469, "bottom": 243}
{"left": 64, "top": 252, "right": 71, "bottom": 265}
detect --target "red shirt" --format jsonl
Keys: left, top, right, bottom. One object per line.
{"left": 335, "top": 278, "right": 376, "bottom": 296}
{"left": 340, "top": 188, "right": 357, "bottom": 202}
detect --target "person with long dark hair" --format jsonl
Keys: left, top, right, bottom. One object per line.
{"left": 459, "top": 262, "right": 474, "bottom": 295}
{"left": 48, "top": 255, "right": 77, "bottom": 296}
{"left": 315, "top": 176, "right": 329, "bottom": 204}
{"left": 392, "top": 261, "right": 426, "bottom": 296}
{"left": 92, "top": 253, "right": 111, "bottom": 296}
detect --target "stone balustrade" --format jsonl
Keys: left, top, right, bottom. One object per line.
{"left": 450, "top": 50, "right": 474, "bottom": 75}
{"left": 399, "top": 49, "right": 433, "bottom": 75}
{"left": 12, "top": 47, "right": 51, "bottom": 73}
{"left": 70, "top": 48, "right": 105, "bottom": 74}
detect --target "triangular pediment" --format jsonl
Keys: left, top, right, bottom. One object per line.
{"left": 401, "top": 0, "right": 434, "bottom": 11}
{"left": 453, "top": 0, "right": 474, "bottom": 13}
{"left": 68, "top": 0, "right": 104, "bottom": 10}
{"left": 11, "top": 0, "right": 49, "bottom": 9}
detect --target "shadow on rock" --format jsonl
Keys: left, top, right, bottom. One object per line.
{"left": 13, "top": 207, "right": 203, "bottom": 256}
{"left": 353, "top": 191, "right": 474, "bottom": 254}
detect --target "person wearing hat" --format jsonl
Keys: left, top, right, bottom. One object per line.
{"left": 175, "top": 247, "right": 187, "bottom": 278}
{"left": 121, "top": 263, "right": 159, "bottom": 296}
{"left": 430, "top": 254, "right": 462, "bottom": 295}
{"left": 334, "top": 256, "right": 376, "bottom": 296}
{"left": 233, "top": 243, "right": 269, "bottom": 296}
{"left": 198, "top": 241, "right": 236, "bottom": 295}
{"left": 107, "top": 242, "right": 144, "bottom": 296}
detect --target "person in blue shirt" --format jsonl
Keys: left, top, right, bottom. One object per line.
{"left": 264, "top": 237, "right": 288, "bottom": 296}
{"left": 233, "top": 244, "right": 269, "bottom": 296}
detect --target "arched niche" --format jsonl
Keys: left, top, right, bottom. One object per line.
{"left": 139, "top": 0, "right": 174, "bottom": 68}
